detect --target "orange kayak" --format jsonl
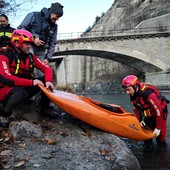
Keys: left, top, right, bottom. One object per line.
{"left": 39, "top": 85, "right": 155, "bottom": 141}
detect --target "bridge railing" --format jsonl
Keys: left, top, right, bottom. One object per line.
{"left": 57, "top": 26, "right": 170, "bottom": 40}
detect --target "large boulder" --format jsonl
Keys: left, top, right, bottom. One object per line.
{"left": 4, "top": 102, "right": 140, "bottom": 170}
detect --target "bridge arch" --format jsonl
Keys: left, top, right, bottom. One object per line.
{"left": 53, "top": 39, "right": 170, "bottom": 73}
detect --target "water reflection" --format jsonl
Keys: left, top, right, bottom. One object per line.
{"left": 85, "top": 92, "right": 170, "bottom": 170}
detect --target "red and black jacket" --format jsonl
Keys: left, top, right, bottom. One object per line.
{"left": 0, "top": 45, "right": 53, "bottom": 101}
{"left": 131, "top": 83, "right": 168, "bottom": 129}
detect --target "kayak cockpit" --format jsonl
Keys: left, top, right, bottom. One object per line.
{"left": 82, "top": 96, "right": 125, "bottom": 114}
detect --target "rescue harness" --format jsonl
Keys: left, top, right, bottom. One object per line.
{"left": 0, "top": 46, "right": 35, "bottom": 78}
{"left": 132, "top": 83, "right": 168, "bottom": 118}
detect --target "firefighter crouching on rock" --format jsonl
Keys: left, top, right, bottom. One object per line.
{"left": 0, "top": 29, "right": 56, "bottom": 128}
{"left": 122, "top": 75, "right": 169, "bottom": 151}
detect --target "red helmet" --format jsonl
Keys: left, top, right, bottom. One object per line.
{"left": 122, "top": 75, "right": 139, "bottom": 88}
{"left": 11, "top": 29, "right": 34, "bottom": 49}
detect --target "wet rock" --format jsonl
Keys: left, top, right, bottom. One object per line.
{"left": 9, "top": 121, "right": 42, "bottom": 139}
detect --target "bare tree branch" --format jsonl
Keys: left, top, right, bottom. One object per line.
{"left": 0, "top": 0, "right": 38, "bottom": 14}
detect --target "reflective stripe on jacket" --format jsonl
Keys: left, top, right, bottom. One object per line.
{"left": 0, "top": 46, "right": 34, "bottom": 80}
{"left": 132, "top": 83, "right": 164, "bottom": 117}
{"left": 0, "top": 24, "right": 15, "bottom": 48}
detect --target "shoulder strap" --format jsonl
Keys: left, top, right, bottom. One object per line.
{"left": 0, "top": 46, "right": 15, "bottom": 63}
{"left": 140, "top": 83, "right": 160, "bottom": 102}
{"left": 29, "top": 53, "right": 34, "bottom": 71}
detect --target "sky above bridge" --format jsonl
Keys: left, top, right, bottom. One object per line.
{"left": 9, "top": 0, "right": 114, "bottom": 35}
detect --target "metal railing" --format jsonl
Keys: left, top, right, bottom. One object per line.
{"left": 57, "top": 26, "right": 170, "bottom": 41}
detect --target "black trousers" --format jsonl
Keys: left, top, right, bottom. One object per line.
{"left": 1, "top": 76, "right": 50, "bottom": 117}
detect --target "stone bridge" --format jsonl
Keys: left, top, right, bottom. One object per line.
{"left": 53, "top": 29, "right": 170, "bottom": 74}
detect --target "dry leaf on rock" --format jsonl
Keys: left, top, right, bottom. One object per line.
{"left": 0, "top": 149, "right": 13, "bottom": 156}
{"left": 14, "top": 160, "right": 26, "bottom": 167}
{"left": 57, "top": 131, "right": 68, "bottom": 137}
{"left": 18, "top": 143, "right": 26, "bottom": 149}
{"left": 99, "top": 149, "right": 111, "bottom": 156}
{"left": 43, "top": 137, "right": 56, "bottom": 145}
{"left": 81, "top": 131, "right": 92, "bottom": 138}
{"left": 33, "top": 163, "right": 41, "bottom": 168}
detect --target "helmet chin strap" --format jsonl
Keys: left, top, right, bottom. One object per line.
{"left": 133, "top": 85, "right": 139, "bottom": 96}
{"left": 14, "top": 47, "right": 21, "bottom": 53}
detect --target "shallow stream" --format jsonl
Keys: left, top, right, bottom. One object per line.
{"left": 85, "top": 92, "right": 170, "bottom": 170}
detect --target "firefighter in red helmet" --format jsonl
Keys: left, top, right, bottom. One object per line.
{"left": 122, "top": 75, "right": 168, "bottom": 151}
{"left": 0, "top": 29, "right": 56, "bottom": 128}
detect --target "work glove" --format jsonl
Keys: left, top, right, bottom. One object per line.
{"left": 153, "top": 128, "right": 161, "bottom": 137}
{"left": 140, "top": 120, "right": 146, "bottom": 127}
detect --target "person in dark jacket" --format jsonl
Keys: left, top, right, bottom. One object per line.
{"left": 0, "top": 29, "right": 56, "bottom": 128}
{"left": 17, "top": 2, "right": 63, "bottom": 78}
{"left": 0, "top": 14, "right": 15, "bottom": 48}
{"left": 122, "top": 75, "right": 168, "bottom": 151}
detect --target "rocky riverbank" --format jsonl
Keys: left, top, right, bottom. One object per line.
{"left": 0, "top": 100, "right": 141, "bottom": 170}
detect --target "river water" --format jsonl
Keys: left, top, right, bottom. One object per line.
{"left": 85, "top": 92, "right": 170, "bottom": 170}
